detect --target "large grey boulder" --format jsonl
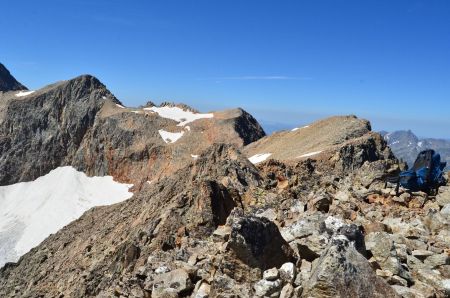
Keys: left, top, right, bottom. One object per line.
{"left": 304, "top": 228, "right": 400, "bottom": 297}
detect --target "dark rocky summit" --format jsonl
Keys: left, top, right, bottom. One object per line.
{"left": 0, "top": 63, "right": 27, "bottom": 92}
{"left": 1, "top": 66, "right": 450, "bottom": 297}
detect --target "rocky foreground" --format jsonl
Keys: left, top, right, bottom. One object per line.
{"left": 1, "top": 65, "right": 450, "bottom": 297}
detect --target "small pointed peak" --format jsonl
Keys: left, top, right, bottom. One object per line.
{"left": 0, "top": 63, "right": 28, "bottom": 92}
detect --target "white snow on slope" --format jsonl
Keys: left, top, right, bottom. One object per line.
{"left": 15, "top": 90, "right": 35, "bottom": 97}
{"left": 144, "top": 106, "right": 214, "bottom": 126}
{"left": 116, "top": 104, "right": 126, "bottom": 109}
{"left": 298, "top": 151, "right": 322, "bottom": 158}
{"left": 158, "top": 129, "right": 184, "bottom": 143}
{"left": 248, "top": 153, "right": 272, "bottom": 164}
{"left": 291, "top": 125, "right": 309, "bottom": 132}
{"left": 0, "top": 166, "right": 133, "bottom": 266}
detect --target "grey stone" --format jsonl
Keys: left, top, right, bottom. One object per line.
{"left": 303, "top": 235, "right": 399, "bottom": 297}
{"left": 279, "top": 262, "right": 296, "bottom": 283}
{"left": 279, "top": 283, "right": 294, "bottom": 298}
{"left": 424, "top": 253, "right": 450, "bottom": 268}
{"left": 263, "top": 268, "right": 279, "bottom": 281}
{"left": 253, "top": 279, "right": 282, "bottom": 297}
{"left": 152, "top": 269, "right": 193, "bottom": 295}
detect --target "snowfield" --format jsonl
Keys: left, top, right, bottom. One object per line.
{"left": 158, "top": 129, "right": 185, "bottom": 143}
{"left": 15, "top": 90, "right": 35, "bottom": 97}
{"left": 298, "top": 150, "right": 322, "bottom": 158}
{"left": 144, "top": 106, "right": 214, "bottom": 126}
{"left": 0, "top": 166, "right": 133, "bottom": 267}
{"left": 248, "top": 153, "right": 272, "bottom": 164}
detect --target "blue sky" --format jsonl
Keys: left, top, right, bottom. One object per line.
{"left": 1, "top": 0, "right": 449, "bottom": 137}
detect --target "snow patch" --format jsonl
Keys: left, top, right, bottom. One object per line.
{"left": 15, "top": 90, "right": 35, "bottom": 97}
{"left": 0, "top": 166, "right": 133, "bottom": 266}
{"left": 191, "top": 154, "right": 199, "bottom": 159}
{"left": 116, "top": 104, "right": 126, "bottom": 109}
{"left": 418, "top": 141, "right": 423, "bottom": 147}
{"left": 291, "top": 125, "right": 309, "bottom": 132}
{"left": 298, "top": 151, "right": 322, "bottom": 158}
{"left": 144, "top": 106, "right": 213, "bottom": 126}
{"left": 158, "top": 129, "right": 184, "bottom": 143}
{"left": 248, "top": 153, "right": 272, "bottom": 164}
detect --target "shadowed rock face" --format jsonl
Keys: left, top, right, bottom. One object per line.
{"left": 0, "top": 63, "right": 27, "bottom": 92}
{"left": 0, "top": 75, "right": 265, "bottom": 186}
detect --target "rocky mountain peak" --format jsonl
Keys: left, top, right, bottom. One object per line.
{"left": 0, "top": 63, "right": 27, "bottom": 92}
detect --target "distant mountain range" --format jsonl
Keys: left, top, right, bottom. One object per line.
{"left": 381, "top": 130, "right": 450, "bottom": 170}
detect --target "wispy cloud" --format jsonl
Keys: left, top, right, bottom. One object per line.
{"left": 198, "top": 76, "right": 311, "bottom": 81}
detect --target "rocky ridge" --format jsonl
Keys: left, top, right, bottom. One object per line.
{"left": 0, "top": 72, "right": 264, "bottom": 187}
{"left": 1, "top": 65, "right": 450, "bottom": 297}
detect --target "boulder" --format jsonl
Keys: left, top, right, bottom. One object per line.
{"left": 304, "top": 234, "right": 399, "bottom": 297}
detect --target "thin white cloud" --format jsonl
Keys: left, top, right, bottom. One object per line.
{"left": 216, "top": 76, "right": 311, "bottom": 80}
{"left": 197, "top": 76, "right": 311, "bottom": 81}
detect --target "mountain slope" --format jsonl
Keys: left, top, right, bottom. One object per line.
{"left": 0, "top": 63, "right": 27, "bottom": 92}
{"left": 0, "top": 74, "right": 265, "bottom": 187}
{"left": 244, "top": 115, "right": 394, "bottom": 174}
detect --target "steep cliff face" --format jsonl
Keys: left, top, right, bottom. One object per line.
{"left": 0, "top": 75, "right": 115, "bottom": 185}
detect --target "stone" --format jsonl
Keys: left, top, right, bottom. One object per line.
{"left": 152, "top": 269, "right": 193, "bottom": 296}
{"left": 441, "top": 204, "right": 450, "bottom": 218}
{"left": 226, "top": 215, "right": 295, "bottom": 271}
{"left": 408, "top": 196, "right": 426, "bottom": 208}
{"left": 263, "top": 268, "right": 279, "bottom": 281}
{"left": 307, "top": 194, "right": 332, "bottom": 212}
{"left": 437, "top": 186, "right": 450, "bottom": 207}
{"left": 255, "top": 208, "right": 278, "bottom": 222}
{"left": 416, "top": 268, "right": 443, "bottom": 290}
{"left": 193, "top": 280, "right": 210, "bottom": 298}
{"left": 253, "top": 279, "right": 282, "bottom": 297}
{"left": 387, "top": 275, "right": 408, "bottom": 287}
{"left": 279, "top": 283, "right": 294, "bottom": 298}
{"left": 279, "top": 262, "right": 296, "bottom": 283}
{"left": 391, "top": 285, "right": 425, "bottom": 298}
{"left": 442, "top": 279, "right": 450, "bottom": 297}
{"left": 154, "top": 266, "right": 171, "bottom": 274}
{"left": 424, "top": 253, "right": 450, "bottom": 268}
{"left": 364, "top": 222, "right": 392, "bottom": 234}
{"left": 376, "top": 269, "right": 393, "bottom": 278}
{"left": 212, "top": 225, "right": 231, "bottom": 242}
{"left": 303, "top": 235, "right": 399, "bottom": 297}
{"left": 412, "top": 249, "right": 434, "bottom": 259}
{"left": 365, "top": 232, "right": 393, "bottom": 263}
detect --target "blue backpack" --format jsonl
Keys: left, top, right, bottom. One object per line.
{"left": 399, "top": 149, "right": 447, "bottom": 193}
